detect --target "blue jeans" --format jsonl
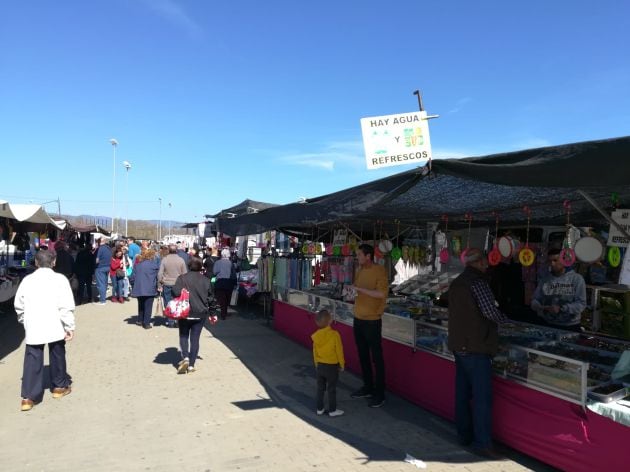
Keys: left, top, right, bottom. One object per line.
{"left": 95, "top": 267, "right": 109, "bottom": 302}
{"left": 178, "top": 318, "right": 205, "bottom": 366}
{"left": 162, "top": 285, "right": 175, "bottom": 326}
{"left": 454, "top": 352, "right": 493, "bottom": 450}
{"left": 110, "top": 274, "right": 124, "bottom": 298}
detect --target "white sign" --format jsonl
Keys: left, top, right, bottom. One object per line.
{"left": 607, "top": 209, "right": 630, "bottom": 247}
{"left": 333, "top": 229, "right": 348, "bottom": 246}
{"left": 360, "top": 110, "right": 432, "bottom": 170}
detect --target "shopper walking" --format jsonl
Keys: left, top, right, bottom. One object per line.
{"left": 172, "top": 257, "right": 212, "bottom": 374}
{"left": 94, "top": 238, "right": 112, "bottom": 305}
{"left": 74, "top": 243, "right": 95, "bottom": 304}
{"left": 53, "top": 241, "right": 74, "bottom": 279}
{"left": 109, "top": 247, "right": 126, "bottom": 303}
{"left": 448, "top": 248, "right": 510, "bottom": 459}
{"left": 130, "top": 249, "right": 160, "bottom": 329}
{"left": 213, "top": 248, "right": 236, "bottom": 320}
{"left": 121, "top": 246, "right": 133, "bottom": 300}
{"left": 158, "top": 244, "right": 187, "bottom": 327}
{"left": 14, "top": 249, "right": 75, "bottom": 411}
{"left": 127, "top": 237, "right": 141, "bottom": 263}
{"left": 348, "top": 243, "right": 388, "bottom": 408}
{"left": 312, "top": 309, "right": 345, "bottom": 417}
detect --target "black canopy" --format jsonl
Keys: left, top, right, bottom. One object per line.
{"left": 217, "top": 136, "right": 630, "bottom": 236}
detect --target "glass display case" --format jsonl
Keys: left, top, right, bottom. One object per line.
{"left": 273, "top": 285, "right": 630, "bottom": 405}
{"left": 504, "top": 344, "right": 588, "bottom": 404}
{"left": 588, "top": 285, "right": 630, "bottom": 340}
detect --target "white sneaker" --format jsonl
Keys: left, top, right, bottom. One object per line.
{"left": 328, "top": 409, "right": 344, "bottom": 417}
{"left": 177, "top": 358, "right": 189, "bottom": 374}
{"left": 316, "top": 409, "right": 326, "bottom": 416}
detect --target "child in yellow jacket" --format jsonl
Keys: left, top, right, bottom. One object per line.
{"left": 311, "top": 309, "right": 345, "bottom": 417}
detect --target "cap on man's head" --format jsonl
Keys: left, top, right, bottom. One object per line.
{"left": 463, "top": 248, "right": 484, "bottom": 265}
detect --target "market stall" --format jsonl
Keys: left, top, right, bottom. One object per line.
{"left": 0, "top": 201, "right": 65, "bottom": 302}
{"left": 219, "top": 136, "right": 630, "bottom": 471}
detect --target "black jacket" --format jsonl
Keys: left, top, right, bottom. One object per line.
{"left": 447, "top": 267, "right": 499, "bottom": 356}
{"left": 173, "top": 272, "right": 212, "bottom": 319}
{"left": 54, "top": 249, "right": 75, "bottom": 278}
{"left": 74, "top": 248, "right": 95, "bottom": 278}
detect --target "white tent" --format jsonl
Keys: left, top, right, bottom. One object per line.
{"left": 0, "top": 200, "right": 65, "bottom": 229}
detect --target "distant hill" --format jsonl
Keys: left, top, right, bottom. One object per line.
{"left": 63, "top": 214, "right": 189, "bottom": 239}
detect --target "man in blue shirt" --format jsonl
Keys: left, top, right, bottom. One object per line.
{"left": 94, "top": 239, "right": 112, "bottom": 305}
{"left": 127, "top": 237, "right": 141, "bottom": 262}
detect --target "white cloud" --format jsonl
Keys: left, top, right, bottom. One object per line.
{"left": 279, "top": 141, "right": 365, "bottom": 171}
{"left": 279, "top": 141, "right": 477, "bottom": 171}
{"left": 448, "top": 97, "right": 472, "bottom": 114}
{"left": 141, "top": 0, "right": 203, "bottom": 38}
{"left": 291, "top": 159, "right": 335, "bottom": 171}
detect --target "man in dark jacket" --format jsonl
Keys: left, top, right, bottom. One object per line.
{"left": 74, "top": 244, "right": 96, "bottom": 304}
{"left": 447, "top": 248, "right": 510, "bottom": 459}
{"left": 53, "top": 241, "right": 74, "bottom": 279}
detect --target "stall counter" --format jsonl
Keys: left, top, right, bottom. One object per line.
{"left": 273, "top": 299, "right": 630, "bottom": 472}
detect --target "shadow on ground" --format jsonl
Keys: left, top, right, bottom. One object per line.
{"left": 0, "top": 302, "right": 24, "bottom": 361}
{"left": 153, "top": 347, "right": 182, "bottom": 368}
{"left": 205, "top": 301, "right": 556, "bottom": 471}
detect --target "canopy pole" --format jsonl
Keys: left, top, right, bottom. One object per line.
{"left": 578, "top": 190, "right": 630, "bottom": 240}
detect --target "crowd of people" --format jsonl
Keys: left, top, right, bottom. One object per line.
{"left": 15, "top": 237, "right": 240, "bottom": 411}
{"left": 15, "top": 235, "right": 588, "bottom": 462}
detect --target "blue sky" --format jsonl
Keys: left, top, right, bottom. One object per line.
{"left": 1, "top": 1, "right": 629, "bottom": 223}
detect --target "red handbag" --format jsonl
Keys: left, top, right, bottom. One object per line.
{"left": 164, "top": 288, "right": 191, "bottom": 319}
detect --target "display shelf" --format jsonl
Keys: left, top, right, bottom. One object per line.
{"left": 505, "top": 344, "right": 588, "bottom": 404}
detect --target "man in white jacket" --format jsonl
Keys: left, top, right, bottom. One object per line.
{"left": 15, "top": 249, "right": 76, "bottom": 411}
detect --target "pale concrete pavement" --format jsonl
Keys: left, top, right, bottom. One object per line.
{"left": 0, "top": 298, "right": 554, "bottom": 471}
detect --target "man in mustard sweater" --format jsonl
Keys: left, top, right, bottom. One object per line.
{"left": 349, "top": 244, "right": 388, "bottom": 408}
{"left": 312, "top": 309, "right": 345, "bottom": 417}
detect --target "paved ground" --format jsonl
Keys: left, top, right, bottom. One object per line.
{"left": 0, "top": 296, "right": 555, "bottom": 472}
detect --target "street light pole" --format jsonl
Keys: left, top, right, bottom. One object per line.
{"left": 168, "top": 202, "right": 172, "bottom": 237}
{"left": 158, "top": 197, "right": 162, "bottom": 242}
{"left": 123, "top": 161, "right": 131, "bottom": 236}
{"left": 109, "top": 138, "right": 118, "bottom": 233}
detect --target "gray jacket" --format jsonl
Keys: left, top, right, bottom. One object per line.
{"left": 158, "top": 254, "right": 187, "bottom": 287}
{"left": 531, "top": 270, "right": 586, "bottom": 326}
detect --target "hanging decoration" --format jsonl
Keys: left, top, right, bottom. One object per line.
{"left": 460, "top": 213, "right": 473, "bottom": 264}
{"left": 608, "top": 246, "right": 621, "bottom": 268}
{"left": 391, "top": 220, "right": 402, "bottom": 261}
{"left": 488, "top": 213, "right": 502, "bottom": 266}
{"left": 439, "top": 215, "right": 450, "bottom": 264}
{"left": 518, "top": 206, "right": 535, "bottom": 267}
{"left": 560, "top": 200, "right": 577, "bottom": 267}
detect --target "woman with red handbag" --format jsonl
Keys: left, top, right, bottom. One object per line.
{"left": 109, "top": 247, "right": 126, "bottom": 303}
{"left": 172, "top": 257, "right": 212, "bottom": 374}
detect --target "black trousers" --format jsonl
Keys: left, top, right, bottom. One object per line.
{"left": 137, "top": 296, "right": 155, "bottom": 327}
{"left": 21, "top": 340, "right": 71, "bottom": 401}
{"left": 316, "top": 363, "right": 339, "bottom": 411}
{"left": 353, "top": 318, "right": 385, "bottom": 398}
{"left": 76, "top": 275, "right": 93, "bottom": 302}
{"left": 215, "top": 288, "right": 231, "bottom": 319}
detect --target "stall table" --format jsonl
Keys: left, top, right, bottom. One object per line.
{"left": 273, "top": 290, "right": 630, "bottom": 472}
